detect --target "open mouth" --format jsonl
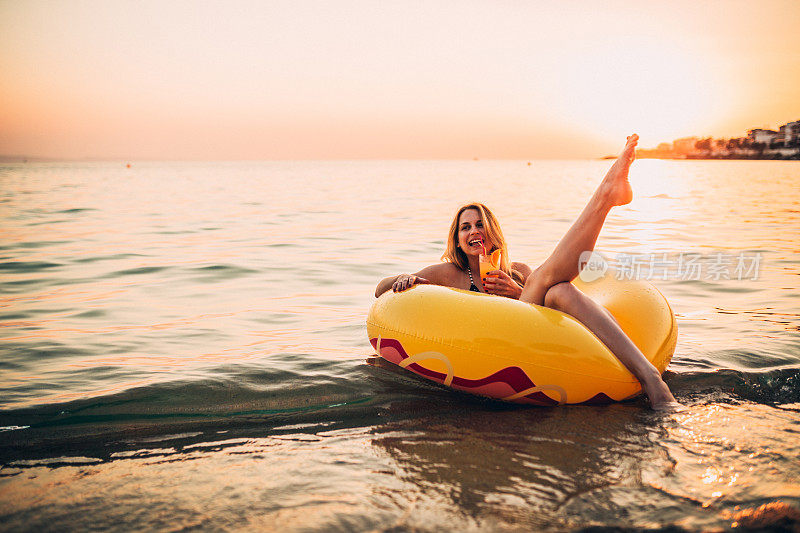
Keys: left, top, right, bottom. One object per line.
{"left": 468, "top": 239, "right": 483, "bottom": 248}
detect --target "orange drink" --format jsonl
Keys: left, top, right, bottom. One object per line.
{"left": 479, "top": 249, "right": 502, "bottom": 281}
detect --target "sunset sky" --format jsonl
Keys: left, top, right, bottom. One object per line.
{"left": 1, "top": 0, "right": 798, "bottom": 160}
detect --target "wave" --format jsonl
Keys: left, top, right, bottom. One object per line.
{"left": 0, "top": 260, "right": 64, "bottom": 273}
{"left": 669, "top": 366, "right": 800, "bottom": 406}
{"left": 1, "top": 359, "right": 798, "bottom": 464}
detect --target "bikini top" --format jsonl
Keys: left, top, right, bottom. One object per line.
{"left": 466, "top": 267, "right": 481, "bottom": 293}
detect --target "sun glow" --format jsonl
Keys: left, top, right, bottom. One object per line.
{"left": 557, "top": 38, "right": 720, "bottom": 145}
{"left": 0, "top": 1, "right": 796, "bottom": 160}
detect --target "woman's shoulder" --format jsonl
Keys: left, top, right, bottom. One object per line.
{"left": 416, "top": 262, "right": 462, "bottom": 276}
{"left": 415, "top": 262, "right": 463, "bottom": 285}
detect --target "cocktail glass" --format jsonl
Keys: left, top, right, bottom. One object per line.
{"left": 479, "top": 249, "right": 502, "bottom": 282}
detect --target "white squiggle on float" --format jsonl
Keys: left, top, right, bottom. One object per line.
{"left": 375, "top": 335, "right": 455, "bottom": 386}
{"left": 398, "top": 351, "right": 455, "bottom": 387}
{"left": 503, "top": 385, "right": 567, "bottom": 405}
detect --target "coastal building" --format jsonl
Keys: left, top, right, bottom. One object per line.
{"left": 672, "top": 137, "right": 698, "bottom": 156}
{"left": 784, "top": 120, "right": 800, "bottom": 145}
{"left": 748, "top": 128, "right": 781, "bottom": 145}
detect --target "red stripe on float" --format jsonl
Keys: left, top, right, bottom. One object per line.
{"left": 370, "top": 336, "right": 557, "bottom": 405}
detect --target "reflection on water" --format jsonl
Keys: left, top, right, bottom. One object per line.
{"left": 2, "top": 400, "right": 798, "bottom": 531}
{"left": 1, "top": 160, "right": 799, "bottom": 530}
{"left": 370, "top": 405, "right": 660, "bottom": 529}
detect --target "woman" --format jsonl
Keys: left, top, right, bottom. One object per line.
{"left": 375, "top": 135, "right": 680, "bottom": 410}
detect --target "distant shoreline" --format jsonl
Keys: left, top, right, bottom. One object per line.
{"left": 635, "top": 119, "right": 800, "bottom": 161}
{"left": 635, "top": 153, "right": 800, "bottom": 161}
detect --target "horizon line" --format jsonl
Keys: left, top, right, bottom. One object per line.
{"left": 0, "top": 155, "right": 621, "bottom": 163}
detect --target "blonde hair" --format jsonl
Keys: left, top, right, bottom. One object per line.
{"left": 441, "top": 202, "right": 525, "bottom": 286}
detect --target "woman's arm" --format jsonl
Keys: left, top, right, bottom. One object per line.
{"left": 374, "top": 263, "right": 457, "bottom": 297}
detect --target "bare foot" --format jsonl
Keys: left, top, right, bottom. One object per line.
{"left": 642, "top": 375, "right": 683, "bottom": 411}
{"left": 653, "top": 401, "right": 684, "bottom": 413}
{"left": 601, "top": 134, "right": 638, "bottom": 207}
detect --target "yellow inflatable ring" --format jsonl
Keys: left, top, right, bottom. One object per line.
{"left": 367, "top": 276, "right": 676, "bottom": 405}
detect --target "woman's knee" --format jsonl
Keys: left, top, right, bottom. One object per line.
{"left": 520, "top": 268, "right": 549, "bottom": 306}
{"left": 543, "top": 282, "right": 575, "bottom": 310}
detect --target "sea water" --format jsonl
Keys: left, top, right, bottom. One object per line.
{"left": 1, "top": 159, "right": 798, "bottom": 531}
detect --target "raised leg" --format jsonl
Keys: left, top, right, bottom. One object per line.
{"left": 518, "top": 134, "right": 679, "bottom": 410}
{"left": 543, "top": 282, "right": 679, "bottom": 410}
{"left": 520, "top": 134, "right": 638, "bottom": 306}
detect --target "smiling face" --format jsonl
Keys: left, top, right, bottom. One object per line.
{"left": 442, "top": 202, "right": 509, "bottom": 273}
{"left": 457, "top": 208, "right": 489, "bottom": 256}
